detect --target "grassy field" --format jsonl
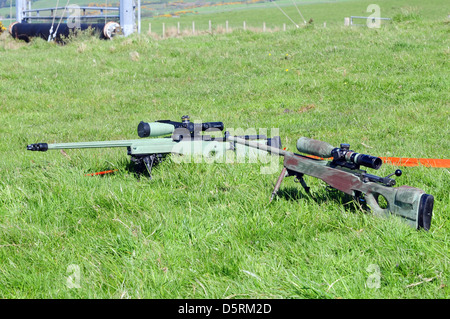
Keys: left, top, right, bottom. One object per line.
{"left": 0, "top": 0, "right": 449, "bottom": 299}
{"left": 145, "top": 0, "right": 448, "bottom": 35}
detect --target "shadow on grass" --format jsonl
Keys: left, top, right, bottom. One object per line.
{"left": 275, "top": 186, "right": 366, "bottom": 214}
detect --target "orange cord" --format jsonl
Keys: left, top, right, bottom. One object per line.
{"left": 85, "top": 169, "right": 119, "bottom": 176}
{"left": 306, "top": 155, "right": 449, "bottom": 168}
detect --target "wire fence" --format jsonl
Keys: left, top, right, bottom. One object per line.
{"left": 147, "top": 19, "right": 312, "bottom": 39}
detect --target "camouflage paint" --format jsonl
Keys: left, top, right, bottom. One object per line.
{"left": 284, "top": 153, "right": 432, "bottom": 229}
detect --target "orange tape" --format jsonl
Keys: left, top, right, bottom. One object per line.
{"left": 306, "top": 155, "right": 450, "bottom": 168}
{"left": 380, "top": 157, "right": 450, "bottom": 168}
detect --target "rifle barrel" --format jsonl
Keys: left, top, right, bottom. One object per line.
{"left": 28, "top": 140, "right": 137, "bottom": 151}
{"left": 227, "top": 136, "right": 288, "bottom": 156}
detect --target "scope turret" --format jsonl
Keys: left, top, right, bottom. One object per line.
{"left": 296, "top": 137, "right": 382, "bottom": 170}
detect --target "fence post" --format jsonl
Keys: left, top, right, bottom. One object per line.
{"left": 178, "top": 22, "right": 180, "bottom": 34}
{"left": 226, "top": 20, "right": 228, "bottom": 32}
{"left": 162, "top": 22, "right": 165, "bottom": 38}
{"left": 209, "top": 20, "right": 211, "bottom": 32}
{"left": 283, "top": 23, "right": 286, "bottom": 31}
{"left": 263, "top": 22, "right": 266, "bottom": 32}
{"left": 243, "top": 21, "right": 246, "bottom": 31}
{"left": 192, "top": 21, "right": 195, "bottom": 34}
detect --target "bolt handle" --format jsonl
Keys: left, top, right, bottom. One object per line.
{"left": 386, "top": 169, "right": 402, "bottom": 178}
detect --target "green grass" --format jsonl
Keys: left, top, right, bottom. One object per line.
{"left": 0, "top": 0, "right": 449, "bottom": 299}
{"left": 144, "top": 0, "right": 449, "bottom": 34}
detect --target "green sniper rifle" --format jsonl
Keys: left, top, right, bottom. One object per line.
{"left": 227, "top": 136, "right": 434, "bottom": 231}
{"left": 27, "top": 115, "right": 281, "bottom": 178}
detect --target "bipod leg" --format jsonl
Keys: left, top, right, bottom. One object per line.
{"left": 294, "top": 173, "right": 310, "bottom": 195}
{"left": 143, "top": 155, "right": 156, "bottom": 180}
{"left": 270, "top": 166, "right": 288, "bottom": 203}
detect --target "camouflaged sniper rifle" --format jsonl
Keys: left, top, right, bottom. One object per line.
{"left": 27, "top": 115, "right": 281, "bottom": 178}
{"left": 227, "top": 136, "right": 434, "bottom": 230}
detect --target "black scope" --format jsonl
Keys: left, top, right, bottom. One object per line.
{"left": 331, "top": 143, "right": 382, "bottom": 170}
{"left": 296, "top": 137, "right": 383, "bottom": 170}
{"left": 343, "top": 151, "right": 383, "bottom": 170}
{"left": 138, "top": 115, "right": 224, "bottom": 138}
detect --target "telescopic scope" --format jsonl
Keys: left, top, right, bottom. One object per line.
{"left": 138, "top": 115, "right": 224, "bottom": 138}
{"left": 296, "top": 137, "right": 382, "bottom": 170}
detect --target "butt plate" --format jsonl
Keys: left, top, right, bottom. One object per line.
{"left": 418, "top": 194, "right": 434, "bottom": 231}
